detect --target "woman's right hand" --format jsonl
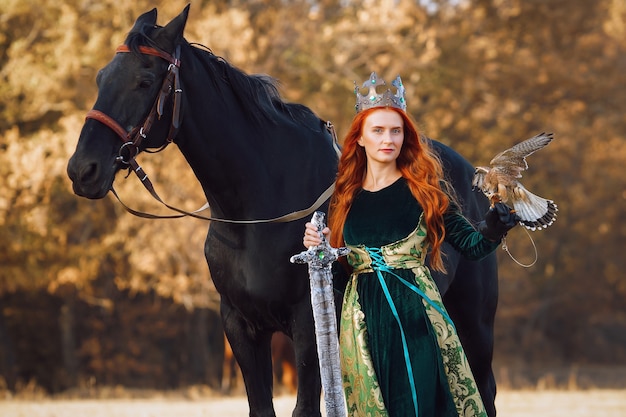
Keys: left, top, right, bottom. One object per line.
{"left": 302, "top": 222, "right": 331, "bottom": 248}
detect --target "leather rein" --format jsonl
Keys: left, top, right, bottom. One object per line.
{"left": 86, "top": 44, "right": 337, "bottom": 224}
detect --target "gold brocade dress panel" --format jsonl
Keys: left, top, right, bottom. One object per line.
{"left": 339, "top": 217, "right": 487, "bottom": 417}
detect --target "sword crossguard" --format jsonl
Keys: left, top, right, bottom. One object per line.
{"left": 290, "top": 212, "right": 350, "bottom": 268}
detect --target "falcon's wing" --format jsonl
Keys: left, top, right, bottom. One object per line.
{"left": 489, "top": 132, "right": 554, "bottom": 178}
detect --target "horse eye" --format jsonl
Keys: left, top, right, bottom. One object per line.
{"left": 139, "top": 79, "right": 153, "bottom": 89}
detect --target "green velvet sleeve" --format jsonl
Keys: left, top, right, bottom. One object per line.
{"left": 443, "top": 211, "right": 500, "bottom": 260}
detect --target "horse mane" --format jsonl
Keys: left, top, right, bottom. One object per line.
{"left": 125, "top": 26, "right": 162, "bottom": 64}
{"left": 193, "top": 47, "right": 320, "bottom": 130}
{"left": 125, "top": 27, "right": 321, "bottom": 131}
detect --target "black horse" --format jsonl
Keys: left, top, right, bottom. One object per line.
{"left": 67, "top": 6, "right": 498, "bottom": 417}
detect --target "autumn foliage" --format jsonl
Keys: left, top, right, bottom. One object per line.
{"left": 0, "top": 0, "right": 625, "bottom": 393}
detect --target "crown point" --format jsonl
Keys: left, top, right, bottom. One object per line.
{"left": 354, "top": 72, "right": 407, "bottom": 113}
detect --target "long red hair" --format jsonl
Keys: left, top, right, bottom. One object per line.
{"left": 328, "top": 107, "right": 451, "bottom": 272}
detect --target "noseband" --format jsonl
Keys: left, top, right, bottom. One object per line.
{"left": 85, "top": 45, "right": 182, "bottom": 165}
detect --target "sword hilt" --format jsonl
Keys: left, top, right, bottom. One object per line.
{"left": 290, "top": 211, "right": 350, "bottom": 266}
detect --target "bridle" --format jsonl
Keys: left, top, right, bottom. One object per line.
{"left": 85, "top": 43, "right": 337, "bottom": 223}
{"left": 86, "top": 45, "right": 182, "bottom": 166}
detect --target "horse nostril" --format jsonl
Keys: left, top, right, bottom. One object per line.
{"left": 67, "top": 161, "right": 99, "bottom": 184}
{"left": 77, "top": 162, "right": 99, "bottom": 184}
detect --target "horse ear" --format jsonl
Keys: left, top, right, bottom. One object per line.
{"left": 130, "top": 8, "right": 158, "bottom": 34}
{"left": 161, "top": 4, "right": 190, "bottom": 46}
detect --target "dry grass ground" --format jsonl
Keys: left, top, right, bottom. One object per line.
{"left": 1, "top": 390, "right": 625, "bottom": 417}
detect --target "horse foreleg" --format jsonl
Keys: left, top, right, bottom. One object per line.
{"left": 222, "top": 304, "right": 276, "bottom": 417}
{"left": 290, "top": 303, "right": 323, "bottom": 417}
{"left": 222, "top": 334, "right": 242, "bottom": 394}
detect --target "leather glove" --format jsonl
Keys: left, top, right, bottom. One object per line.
{"left": 478, "top": 202, "right": 520, "bottom": 242}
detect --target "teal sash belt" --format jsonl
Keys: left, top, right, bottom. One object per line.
{"left": 364, "top": 246, "right": 456, "bottom": 417}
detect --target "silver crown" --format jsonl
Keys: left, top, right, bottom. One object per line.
{"left": 354, "top": 72, "right": 406, "bottom": 113}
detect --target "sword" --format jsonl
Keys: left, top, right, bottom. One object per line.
{"left": 290, "top": 211, "right": 349, "bottom": 417}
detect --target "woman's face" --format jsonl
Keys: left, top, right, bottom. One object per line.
{"left": 358, "top": 108, "right": 404, "bottom": 168}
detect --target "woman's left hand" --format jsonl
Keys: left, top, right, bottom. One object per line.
{"left": 479, "top": 202, "right": 520, "bottom": 241}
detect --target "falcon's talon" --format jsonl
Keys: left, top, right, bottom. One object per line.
{"left": 489, "top": 193, "right": 502, "bottom": 208}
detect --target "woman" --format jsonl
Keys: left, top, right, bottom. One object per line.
{"left": 302, "top": 73, "right": 518, "bottom": 417}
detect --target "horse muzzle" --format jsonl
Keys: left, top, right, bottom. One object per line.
{"left": 67, "top": 155, "right": 117, "bottom": 199}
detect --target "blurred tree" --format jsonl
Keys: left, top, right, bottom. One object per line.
{"left": 0, "top": 0, "right": 624, "bottom": 392}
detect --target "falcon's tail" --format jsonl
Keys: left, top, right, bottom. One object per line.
{"left": 511, "top": 184, "right": 558, "bottom": 231}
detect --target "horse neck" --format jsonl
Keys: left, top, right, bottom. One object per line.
{"left": 173, "top": 47, "right": 336, "bottom": 220}
{"left": 175, "top": 110, "right": 268, "bottom": 219}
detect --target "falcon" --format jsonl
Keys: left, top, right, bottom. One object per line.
{"left": 473, "top": 132, "right": 558, "bottom": 231}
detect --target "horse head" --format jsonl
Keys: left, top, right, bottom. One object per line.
{"left": 67, "top": 6, "right": 190, "bottom": 199}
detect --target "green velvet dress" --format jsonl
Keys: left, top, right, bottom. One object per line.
{"left": 338, "top": 177, "right": 499, "bottom": 417}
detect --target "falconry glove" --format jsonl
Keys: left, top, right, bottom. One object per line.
{"left": 478, "top": 202, "right": 520, "bottom": 242}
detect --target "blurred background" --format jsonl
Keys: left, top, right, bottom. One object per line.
{"left": 0, "top": 0, "right": 624, "bottom": 397}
